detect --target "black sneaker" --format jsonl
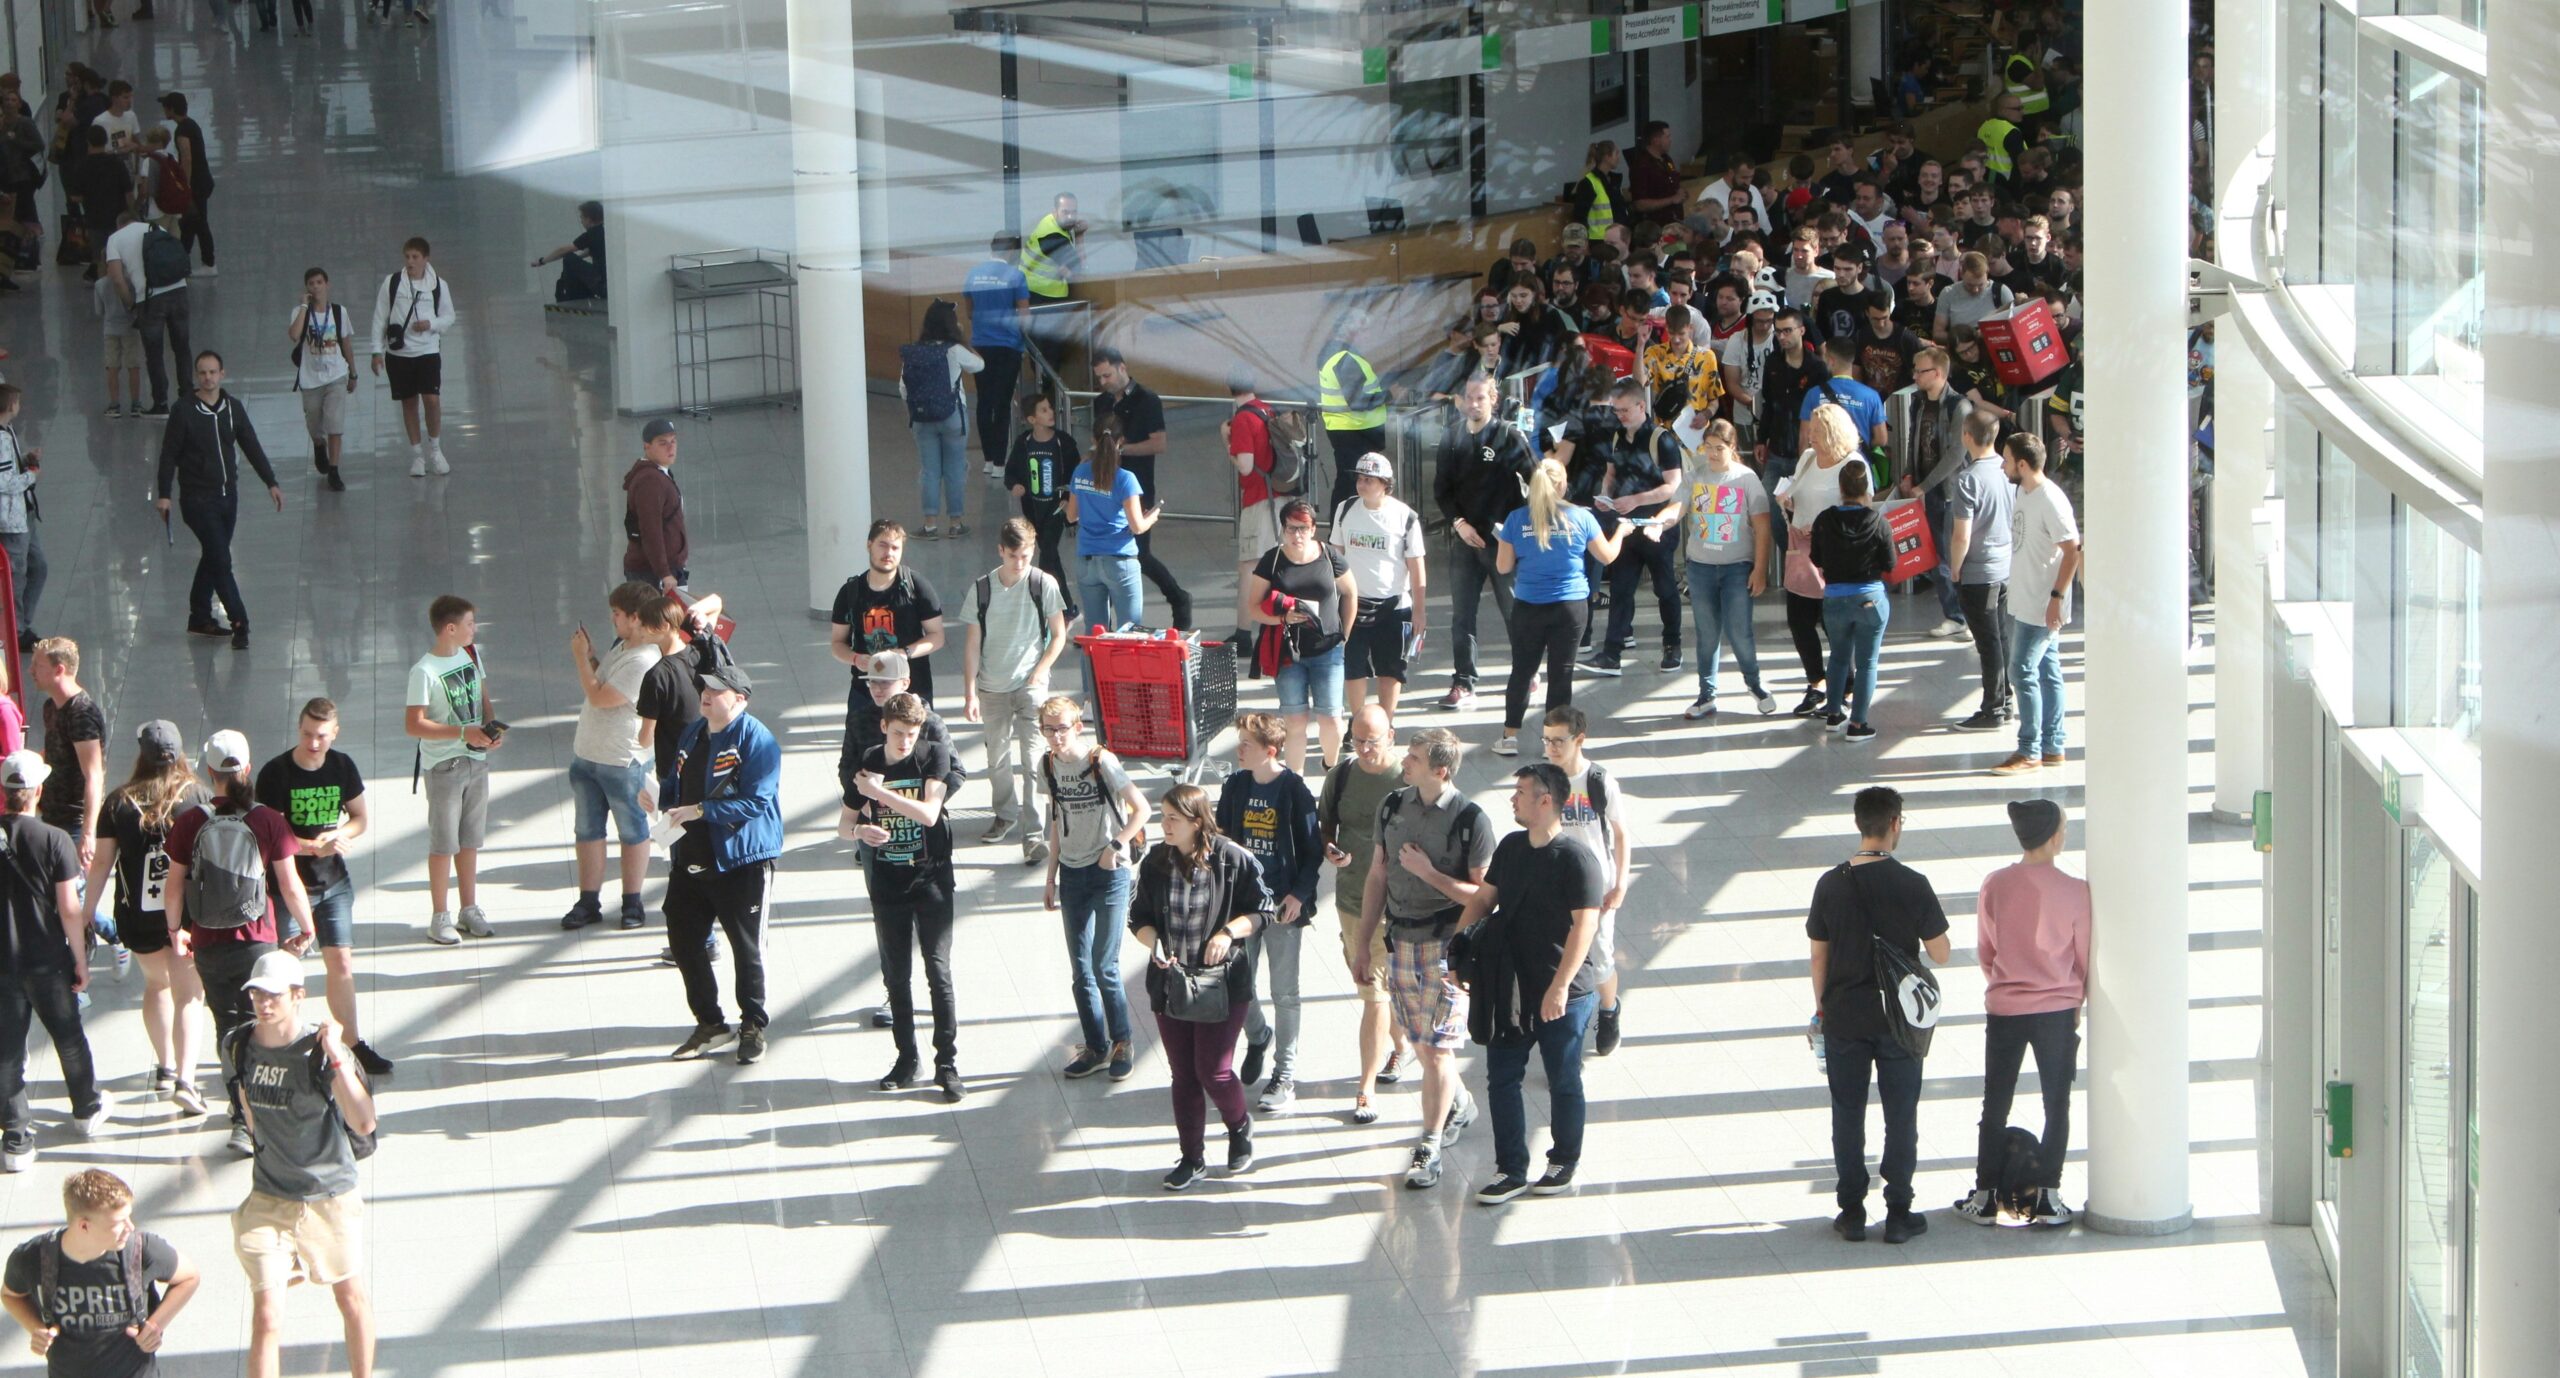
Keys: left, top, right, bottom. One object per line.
{"left": 1843, "top": 722, "right": 1877, "bottom": 744}
{"left": 1163, "top": 1159, "right": 1207, "bottom": 1192}
{"left": 1956, "top": 708, "right": 2005, "bottom": 731}
{"left": 230, "top": 623, "right": 250, "bottom": 651}
{"left": 1579, "top": 649, "right": 1624, "bottom": 677}
{"left": 187, "top": 619, "right": 230, "bottom": 638}
{"left": 1108, "top": 1041, "right": 1134, "bottom": 1081}
{"left": 1532, "top": 1162, "right": 1577, "bottom": 1195}
{"left": 351, "top": 1041, "right": 394, "bottom": 1078}
{"left": 1683, "top": 696, "right": 1718, "bottom": 721}
{"left": 936, "top": 1065, "right": 967, "bottom": 1103}
{"left": 1791, "top": 688, "right": 1826, "bottom": 717}
{"left": 559, "top": 899, "right": 604, "bottom": 931}
{"left": 618, "top": 898, "right": 646, "bottom": 930}
{"left": 1225, "top": 1119, "right": 1255, "bottom": 1174}
{"left": 1658, "top": 647, "right": 1682, "bottom": 672}
{"left": 1882, "top": 1208, "right": 1927, "bottom": 1244}
{"left": 870, "top": 1008, "right": 896, "bottom": 1029}
{"left": 1475, "top": 1173, "right": 1529, "bottom": 1206}
{"left": 324, "top": 467, "right": 346, "bottom": 493}
{"left": 877, "top": 1056, "right": 919, "bottom": 1091}
{"left": 1592, "top": 1004, "right": 1622, "bottom": 1057}
{"left": 1822, "top": 711, "right": 1847, "bottom": 731}
{"left": 1833, "top": 1207, "right": 1867, "bottom": 1241}
{"left": 671, "top": 1023, "right": 732, "bottom": 1060}
{"left": 1063, "top": 1045, "right": 1106, "bottom": 1079}
{"left": 735, "top": 1025, "right": 767, "bottom": 1065}
{"left": 2026, "top": 1189, "right": 2076, "bottom": 1227}
{"left": 1238, "top": 1030, "right": 1271, "bottom": 1089}
{"left": 140, "top": 404, "right": 169, "bottom": 418}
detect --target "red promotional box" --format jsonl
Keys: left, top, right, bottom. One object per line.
{"left": 1882, "top": 498, "right": 1939, "bottom": 584}
{"left": 1976, "top": 299, "right": 2071, "bottom": 386}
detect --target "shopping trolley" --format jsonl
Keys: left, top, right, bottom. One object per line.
{"left": 1074, "top": 629, "right": 1240, "bottom": 783}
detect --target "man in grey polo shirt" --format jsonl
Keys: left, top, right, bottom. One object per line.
{"left": 1943, "top": 410, "right": 2016, "bottom": 730}
{"left": 1354, "top": 727, "right": 1494, "bottom": 1190}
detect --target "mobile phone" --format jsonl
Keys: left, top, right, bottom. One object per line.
{"left": 484, "top": 719, "right": 510, "bottom": 738}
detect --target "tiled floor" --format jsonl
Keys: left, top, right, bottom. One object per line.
{"left": 0, "top": 13, "right": 2335, "bottom": 1376}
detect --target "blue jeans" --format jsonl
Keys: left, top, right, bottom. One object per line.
{"left": 1685, "top": 560, "right": 1766, "bottom": 699}
{"left": 1275, "top": 641, "right": 1345, "bottom": 718}
{"left": 1057, "top": 863, "right": 1134, "bottom": 1052}
{"left": 280, "top": 874, "right": 355, "bottom": 950}
{"left": 1920, "top": 487, "right": 1964, "bottom": 623}
{"left": 2009, "top": 616, "right": 2065, "bottom": 757}
{"left": 1821, "top": 589, "right": 1889, "bottom": 724}
{"left": 1827, "top": 1034, "right": 1922, "bottom": 1211}
{"left": 568, "top": 756, "right": 651, "bottom": 844}
{"left": 914, "top": 410, "right": 969, "bottom": 520}
{"left": 1078, "top": 554, "right": 1145, "bottom": 631}
{"left": 1486, "top": 990, "right": 1598, "bottom": 1177}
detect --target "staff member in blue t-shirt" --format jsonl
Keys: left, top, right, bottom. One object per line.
{"left": 1492, "top": 459, "right": 1629, "bottom": 758}
{"left": 1063, "top": 417, "right": 1161, "bottom": 631}
{"left": 963, "top": 235, "right": 1029, "bottom": 479}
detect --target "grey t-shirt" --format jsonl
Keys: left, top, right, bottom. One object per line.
{"left": 1375, "top": 786, "right": 1495, "bottom": 925}
{"left": 959, "top": 568, "right": 1063, "bottom": 695}
{"left": 1678, "top": 464, "right": 1771, "bottom": 566}
{"left": 1947, "top": 455, "right": 2015, "bottom": 585}
{"left": 237, "top": 1025, "right": 359, "bottom": 1201}
{"left": 1041, "top": 748, "right": 1135, "bottom": 869}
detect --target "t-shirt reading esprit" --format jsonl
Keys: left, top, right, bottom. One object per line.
{"left": 406, "top": 647, "right": 486, "bottom": 767}
{"left": 2, "top": 1228, "right": 180, "bottom": 1378}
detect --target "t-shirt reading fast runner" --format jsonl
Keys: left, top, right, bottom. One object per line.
{"left": 236, "top": 1023, "right": 359, "bottom": 1201}
{"left": 1329, "top": 496, "right": 1427, "bottom": 606}
{"left": 859, "top": 741, "right": 952, "bottom": 892}
{"left": 2, "top": 1227, "right": 180, "bottom": 1378}
{"left": 405, "top": 648, "right": 486, "bottom": 766}
{"left": 1071, "top": 463, "right": 1144, "bottom": 558}
{"left": 253, "top": 750, "right": 364, "bottom": 892}
{"left": 830, "top": 570, "right": 944, "bottom": 705}
{"left": 1681, "top": 463, "right": 1771, "bottom": 566}
{"left": 38, "top": 693, "right": 105, "bottom": 834}
{"left": 1486, "top": 831, "right": 1608, "bottom": 996}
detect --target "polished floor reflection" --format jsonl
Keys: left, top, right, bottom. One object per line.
{"left": 0, "top": 11, "right": 2334, "bottom": 1376}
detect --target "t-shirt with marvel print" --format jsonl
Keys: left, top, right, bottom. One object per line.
{"left": 857, "top": 741, "right": 954, "bottom": 893}
{"left": 830, "top": 570, "right": 944, "bottom": 706}
{"left": 102, "top": 786, "right": 207, "bottom": 931}
{"left": 405, "top": 647, "right": 487, "bottom": 767}
{"left": 2, "top": 1227, "right": 180, "bottom": 1378}
{"left": 1680, "top": 462, "right": 1771, "bottom": 566}
{"left": 254, "top": 750, "right": 365, "bottom": 892}
{"left": 38, "top": 693, "right": 105, "bottom": 835}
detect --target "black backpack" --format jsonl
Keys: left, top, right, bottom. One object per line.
{"left": 222, "top": 1024, "right": 377, "bottom": 1160}
{"left": 972, "top": 569, "right": 1059, "bottom": 636}
{"left": 140, "top": 226, "right": 190, "bottom": 292}
{"left": 1990, "top": 1125, "right": 2045, "bottom": 1217}
{"left": 289, "top": 303, "right": 346, "bottom": 384}
{"left": 1846, "top": 864, "right": 1943, "bottom": 1056}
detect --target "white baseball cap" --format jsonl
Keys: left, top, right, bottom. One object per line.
{"left": 202, "top": 730, "right": 253, "bottom": 774}
{"left": 242, "top": 950, "right": 306, "bottom": 996}
{"left": 0, "top": 751, "right": 47, "bottom": 791}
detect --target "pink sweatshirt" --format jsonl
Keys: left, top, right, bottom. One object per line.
{"left": 1975, "top": 861, "right": 2091, "bottom": 1016}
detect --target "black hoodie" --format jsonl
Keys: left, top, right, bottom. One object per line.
{"left": 155, "top": 391, "right": 278, "bottom": 501}
{"left": 1432, "top": 415, "right": 1534, "bottom": 539}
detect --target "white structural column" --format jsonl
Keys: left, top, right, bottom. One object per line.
{"left": 2472, "top": 4, "right": 2560, "bottom": 1366}
{"left": 787, "top": 0, "right": 871, "bottom": 614}
{"left": 2209, "top": 0, "right": 2273, "bottom": 818}
{"left": 2077, "top": 0, "right": 2194, "bottom": 1235}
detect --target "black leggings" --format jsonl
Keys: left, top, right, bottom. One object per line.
{"left": 1785, "top": 591, "right": 1829, "bottom": 688}
{"left": 1504, "top": 599, "right": 1587, "bottom": 731}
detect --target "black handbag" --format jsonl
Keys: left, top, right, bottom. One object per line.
{"left": 1159, "top": 952, "right": 1236, "bottom": 1024}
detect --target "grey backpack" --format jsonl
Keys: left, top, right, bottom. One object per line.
{"left": 183, "top": 806, "right": 268, "bottom": 930}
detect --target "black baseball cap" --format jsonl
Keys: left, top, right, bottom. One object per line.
{"left": 642, "top": 418, "right": 678, "bottom": 444}
{"left": 702, "top": 663, "right": 754, "bottom": 697}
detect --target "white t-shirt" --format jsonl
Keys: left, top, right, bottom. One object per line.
{"left": 572, "top": 640, "right": 661, "bottom": 766}
{"left": 1328, "top": 496, "right": 1427, "bottom": 606}
{"left": 1718, "top": 328, "right": 1777, "bottom": 426}
{"left": 1778, "top": 453, "right": 1869, "bottom": 534}
{"left": 2007, "top": 479, "right": 2081, "bottom": 627}
{"left": 92, "top": 109, "right": 139, "bottom": 162}
{"left": 406, "top": 648, "right": 488, "bottom": 767}
{"left": 103, "top": 222, "right": 183, "bottom": 301}
{"left": 291, "top": 303, "right": 352, "bottom": 390}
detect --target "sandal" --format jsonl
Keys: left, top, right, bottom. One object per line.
{"left": 1350, "top": 1095, "right": 1379, "bottom": 1125}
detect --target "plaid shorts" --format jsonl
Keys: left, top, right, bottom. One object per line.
{"left": 1386, "top": 930, "right": 1469, "bottom": 1050}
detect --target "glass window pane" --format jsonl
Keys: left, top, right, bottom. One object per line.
{"left": 2384, "top": 53, "right": 2485, "bottom": 434}
{"left": 2396, "top": 506, "right": 2482, "bottom": 807}
{"left": 2314, "top": 3, "right": 2358, "bottom": 287}
{"left": 2402, "top": 832, "right": 2457, "bottom": 1378}
{"left": 2316, "top": 436, "right": 2356, "bottom": 601}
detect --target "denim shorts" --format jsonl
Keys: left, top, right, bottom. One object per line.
{"left": 1276, "top": 641, "right": 1346, "bottom": 718}
{"left": 568, "top": 755, "right": 652, "bottom": 845}
{"left": 298, "top": 874, "right": 355, "bottom": 950}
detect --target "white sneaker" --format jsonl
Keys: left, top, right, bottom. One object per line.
{"left": 192, "top": 263, "right": 218, "bottom": 279}
{"left": 458, "top": 904, "right": 493, "bottom": 938}
{"left": 1255, "top": 1078, "right": 1296, "bottom": 1113}
{"left": 408, "top": 446, "right": 427, "bottom": 478}
{"left": 427, "top": 439, "right": 450, "bottom": 475}
{"left": 1755, "top": 690, "right": 1779, "bottom": 715}
{"left": 428, "top": 910, "right": 460, "bottom": 945}
{"left": 1927, "top": 619, "right": 1964, "bottom": 639}
{"left": 74, "top": 1103, "right": 108, "bottom": 1139}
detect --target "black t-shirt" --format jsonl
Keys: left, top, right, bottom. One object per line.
{"left": 1251, "top": 545, "right": 1349, "bottom": 639}
{"left": 1805, "top": 856, "right": 1951, "bottom": 1043}
{"left": 635, "top": 639, "right": 708, "bottom": 780}
{"left": 101, "top": 788, "right": 205, "bottom": 929}
{"left": 573, "top": 223, "right": 605, "bottom": 274}
{"left": 1854, "top": 325, "right": 1923, "bottom": 395}
{"left": 38, "top": 694, "right": 103, "bottom": 833}
{"left": 1105, "top": 382, "right": 1168, "bottom": 498}
{"left": 672, "top": 727, "right": 715, "bottom": 872}
{"left": 0, "top": 814, "right": 80, "bottom": 975}
{"left": 253, "top": 750, "right": 364, "bottom": 891}
{"left": 1813, "top": 287, "right": 1870, "bottom": 347}
{"left": 1487, "top": 832, "right": 1608, "bottom": 997}
{"left": 830, "top": 570, "right": 944, "bottom": 705}
{"left": 858, "top": 741, "right": 954, "bottom": 893}
{"left": 2, "top": 1229, "right": 180, "bottom": 1378}
{"left": 1005, "top": 429, "right": 1080, "bottom": 514}
{"left": 172, "top": 116, "right": 211, "bottom": 192}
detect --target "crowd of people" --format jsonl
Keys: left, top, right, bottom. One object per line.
{"left": 0, "top": 5, "right": 2127, "bottom": 1374}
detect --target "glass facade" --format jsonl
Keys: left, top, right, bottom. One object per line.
{"left": 2381, "top": 54, "right": 2485, "bottom": 433}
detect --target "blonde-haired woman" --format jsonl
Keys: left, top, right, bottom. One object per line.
{"left": 1129, "top": 783, "right": 1273, "bottom": 1191}
{"left": 1775, "top": 403, "right": 1871, "bottom": 717}
{"left": 1492, "top": 458, "right": 1630, "bottom": 757}
{"left": 1566, "top": 140, "right": 1627, "bottom": 239}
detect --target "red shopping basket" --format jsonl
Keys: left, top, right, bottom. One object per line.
{"left": 1079, "top": 632, "right": 1198, "bottom": 761}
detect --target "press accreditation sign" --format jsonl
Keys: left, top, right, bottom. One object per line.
{"left": 1705, "top": 0, "right": 1781, "bottom": 34}
{"left": 1619, "top": 7, "right": 1698, "bottom": 49}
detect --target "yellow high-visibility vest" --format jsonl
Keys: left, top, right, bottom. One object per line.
{"left": 1582, "top": 171, "right": 1617, "bottom": 236}
{"left": 1977, "top": 117, "right": 2019, "bottom": 178}
{"left": 1318, "top": 350, "right": 1386, "bottom": 431}
{"left": 1018, "top": 212, "right": 1071, "bottom": 299}
{"left": 2005, "top": 56, "right": 2051, "bottom": 115}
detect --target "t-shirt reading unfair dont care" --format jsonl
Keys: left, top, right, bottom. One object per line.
{"left": 406, "top": 647, "right": 487, "bottom": 766}
{"left": 253, "top": 750, "right": 365, "bottom": 892}
{"left": 831, "top": 571, "right": 943, "bottom": 705}
{"left": 2, "top": 1228, "right": 181, "bottom": 1378}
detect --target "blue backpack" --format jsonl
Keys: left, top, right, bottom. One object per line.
{"left": 899, "top": 343, "right": 961, "bottom": 425}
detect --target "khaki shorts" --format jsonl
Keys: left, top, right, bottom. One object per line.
{"left": 234, "top": 1189, "right": 366, "bottom": 1290}
{"left": 103, "top": 332, "right": 142, "bottom": 370}
{"left": 1237, "top": 498, "right": 1281, "bottom": 564}
{"left": 1336, "top": 905, "right": 1389, "bottom": 1005}
{"left": 301, "top": 383, "right": 347, "bottom": 438}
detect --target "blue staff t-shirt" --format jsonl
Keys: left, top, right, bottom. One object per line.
{"left": 1072, "top": 463, "right": 1144, "bottom": 557}
{"left": 962, "top": 259, "right": 1027, "bottom": 350}
{"left": 1499, "top": 505, "right": 1602, "bottom": 605}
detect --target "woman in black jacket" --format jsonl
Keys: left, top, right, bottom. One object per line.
{"left": 152, "top": 350, "right": 282, "bottom": 648}
{"left": 1494, "top": 278, "right": 1577, "bottom": 381}
{"left": 1129, "top": 783, "right": 1273, "bottom": 1191}
{"left": 1807, "top": 460, "right": 1895, "bottom": 741}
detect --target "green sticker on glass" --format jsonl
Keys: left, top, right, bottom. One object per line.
{"left": 1482, "top": 32, "right": 1504, "bottom": 68}
{"left": 1592, "top": 18, "right": 1611, "bottom": 54}
{"left": 1229, "top": 63, "right": 1253, "bottom": 99}
{"left": 1362, "top": 47, "right": 1388, "bottom": 85}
